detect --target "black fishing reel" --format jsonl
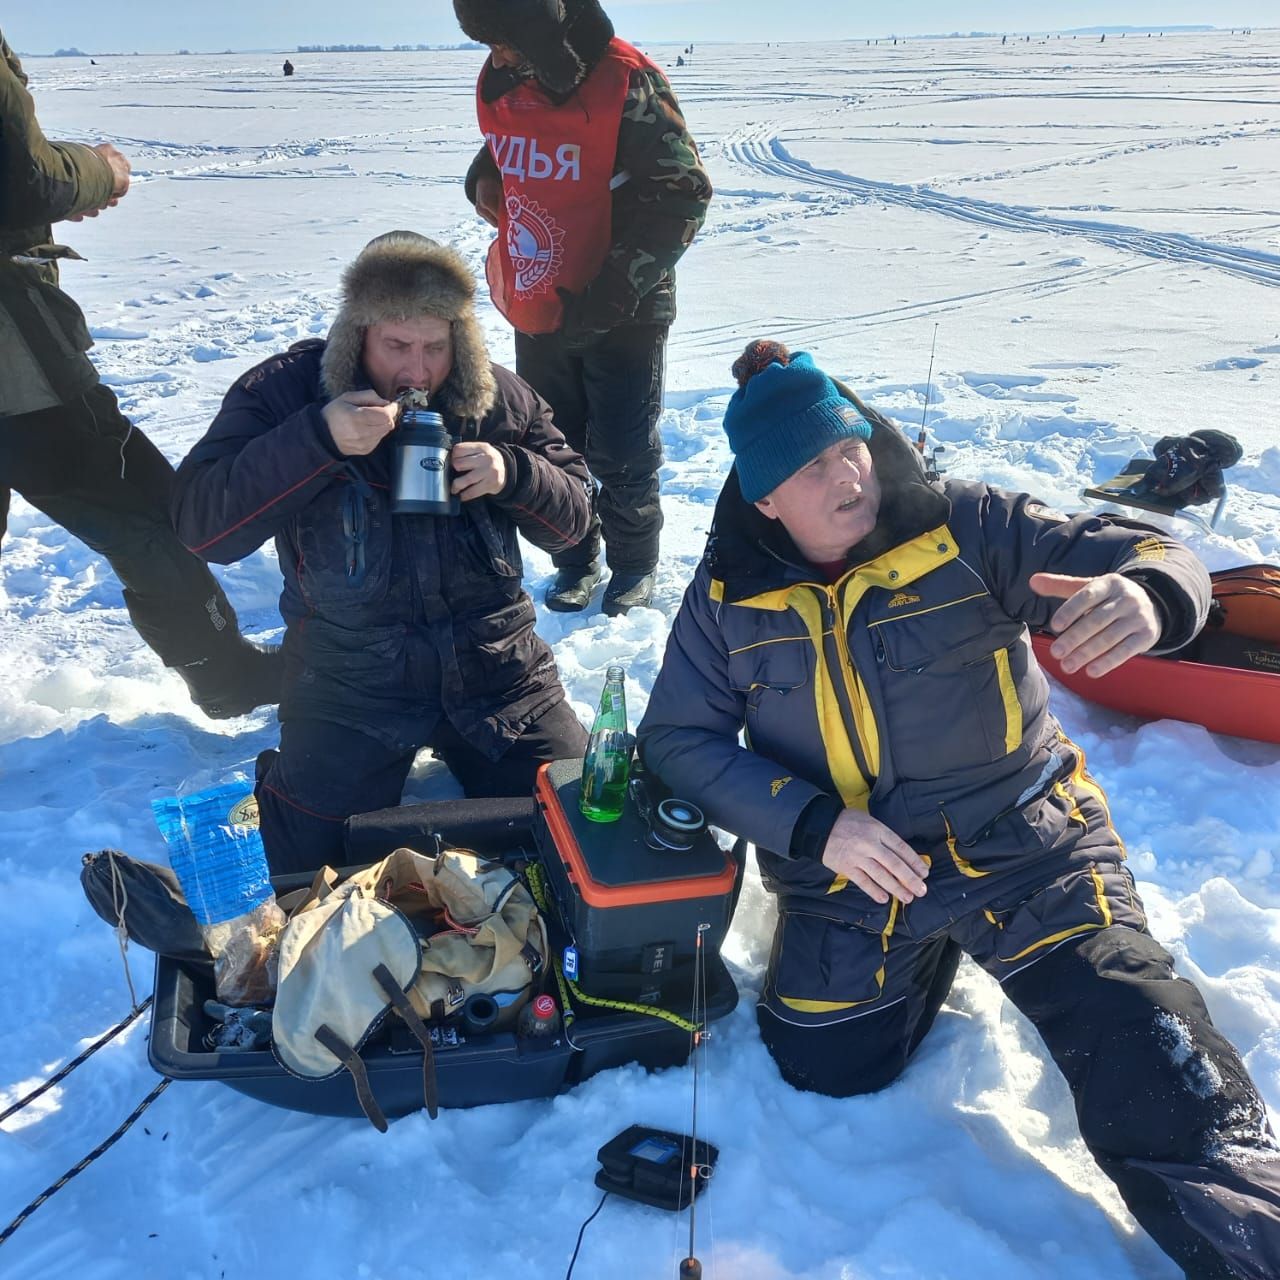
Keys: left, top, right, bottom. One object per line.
{"left": 627, "top": 766, "right": 707, "bottom": 852}
{"left": 647, "top": 797, "right": 707, "bottom": 851}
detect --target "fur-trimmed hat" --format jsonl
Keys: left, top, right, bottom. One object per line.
{"left": 320, "top": 231, "right": 497, "bottom": 422}
{"left": 453, "top": 0, "right": 615, "bottom": 95}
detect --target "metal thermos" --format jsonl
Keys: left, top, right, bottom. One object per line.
{"left": 391, "top": 407, "right": 459, "bottom": 516}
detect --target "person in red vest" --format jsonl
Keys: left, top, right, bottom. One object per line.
{"left": 455, "top": 0, "right": 712, "bottom": 616}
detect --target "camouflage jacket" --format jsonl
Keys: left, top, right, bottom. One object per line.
{"left": 1, "top": 31, "right": 114, "bottom": 417}
{"left": 465, "top": 60, "right": 712, "bottom": 330}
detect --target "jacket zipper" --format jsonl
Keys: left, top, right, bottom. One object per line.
{"left": 819, "top": 586, "right": 878, "bottom": 787}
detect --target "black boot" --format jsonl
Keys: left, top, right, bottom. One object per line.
{"left": 603, "top": 570, "right": 655, "bottom": 617}
{"left": 545, "top": 562, "right": 603, "bottom": 613}
{"left": 124, "top": 585, "right": 283, "bottom": 717}
{"left": 175, "top": 639, "right": 284, "bottom": 719}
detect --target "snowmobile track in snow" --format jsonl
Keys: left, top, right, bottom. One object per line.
{"left": 729, "top": 136, "right": 1280, "bottom": 288}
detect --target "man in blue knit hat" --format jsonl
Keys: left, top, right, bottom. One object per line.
{"left": 639, "top": 339, "right": 1280, "bottom": 1277}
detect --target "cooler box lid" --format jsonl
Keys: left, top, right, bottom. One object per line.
{"left": 535, "top": 760, "right": 736, "bottom": 908}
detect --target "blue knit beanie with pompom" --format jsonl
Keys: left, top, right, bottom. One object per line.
{"left": 723, "top": 341, "right": 871, "bottom": 503}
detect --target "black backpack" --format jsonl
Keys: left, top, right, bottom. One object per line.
{"left": 1137, "top": 430, "right": 1243, "bottom": 509}
{"left": 1178, "top": 564, "right": 1280, "bottom": 675}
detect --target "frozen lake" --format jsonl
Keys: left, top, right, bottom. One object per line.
{"left": 2, "top": 30, "right": 1278, "bottom": 1279}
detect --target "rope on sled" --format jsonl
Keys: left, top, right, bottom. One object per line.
{"left": 108, "top": 849, "right": 141, "bottom": 1010}
{"left": 0, "top": 1076, "right": 171, "bottom": 1247}
{"left": 0, "top": 997, "right": 153, "bottom": 1125}
{"left": 523, "top": 862, "right": 699, "bottom": 1035}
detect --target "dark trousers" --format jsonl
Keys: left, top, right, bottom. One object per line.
{"left": 0, "top": 383, "right": 245, "bottom": 666}
{"left": 255, "top": 699, "right": 588, "bottom": 876}
{"left": 514, "top": 323, "right": 667, "bottom": 574}
{"left": 758, "top": 883, "right": 1280, "bottom": 1279}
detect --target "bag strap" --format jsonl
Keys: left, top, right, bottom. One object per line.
{"left": 313, "top": 1024, "right": 388, "bottom": 1133}
{"left": 373, "top": 963, "right": 440, "bottom": 1120}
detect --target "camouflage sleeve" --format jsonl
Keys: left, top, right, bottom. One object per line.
{"left": 604, "top": 67, "right": 712, "bottom": 301}
{"left": 463, "top": 142, "right": 497, "bottom": 207}
{"left": 0, "top": 35, "right": 116, "bottom": 228}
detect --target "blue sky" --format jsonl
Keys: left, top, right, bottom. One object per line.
{"left": 5, "top": 2, "right": 1270, "bottom": 55}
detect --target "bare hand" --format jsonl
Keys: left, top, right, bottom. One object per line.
{"left": 66, "top": 143, "right": 132, "bottom": 220}
{"left": 474, "top": 174, "right": 502, "bottom": 228}
{"left": 96, "top": 143, "right": 131, "bottom": 198}
{"left": 322, "top": 391, "right": 398, "bottom": 457}
{"left": 1030, "top": 571, "right": 1161, "bottom": 678}
{"left": 821, "top": 809, "right": 930, "bottom": 905}
{"left": 450, "top": 442, "right": 507, "bottom": 500}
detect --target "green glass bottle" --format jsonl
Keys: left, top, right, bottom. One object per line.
{"left": 580, "top": 664, "right": 631, "bottom": 823}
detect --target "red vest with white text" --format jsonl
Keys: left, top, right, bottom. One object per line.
{"left": 476, "top": 38, "right": 661, "bottom": 334}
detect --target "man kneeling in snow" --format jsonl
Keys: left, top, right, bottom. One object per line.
{"left": 638, "top": 339, "right": 1280, "bottom": 1278}
{"left": 173, "top": 232, "right": 591, "bottom": 875}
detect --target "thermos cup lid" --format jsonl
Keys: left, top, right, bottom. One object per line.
{"left": 398, "top": 407, "right": 449, "bottom": 444}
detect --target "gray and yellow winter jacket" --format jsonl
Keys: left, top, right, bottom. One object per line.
{"left": 638, "top": 412, "right": 1211, "bottom": 936}
{"left": 0, "top": 32, "right": 115, "bottom": 418}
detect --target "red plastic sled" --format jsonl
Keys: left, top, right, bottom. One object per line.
{"left": 1030, "top": 631, "right": 1280, "bottom": 745}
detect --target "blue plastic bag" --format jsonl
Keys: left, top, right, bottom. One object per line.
{"left": 152, "top": 779, "right": 284, "bottom": 1004}
{"left": 151, "top": 781, "right": 272, "bottom": 926}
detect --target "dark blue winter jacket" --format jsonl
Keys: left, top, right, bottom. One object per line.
{"left": 172, "top": 340, "right": 591, "bottom": 753}
{"left": 639, "top": 414, "right": 1211, "bottom": 944}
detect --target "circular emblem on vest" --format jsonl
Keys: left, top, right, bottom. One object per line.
{"left": 504, "top": 194, "right": 565, "bottom": 296}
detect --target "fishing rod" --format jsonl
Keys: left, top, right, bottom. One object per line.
{"left": 915, "top": 324, "right": 946, "bottom": 482}
{"left": 565, "top": 919, "right": 720, "bottom": 1280}
{"left": 916, "top": 322, "right": 939, "bottom": 457}
{"left": 678, "top": 923, "right": 711, "bottom": 1280}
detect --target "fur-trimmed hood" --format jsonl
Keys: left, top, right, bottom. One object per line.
{"left": 320, "top": 231, "right": 497, "bottom": 423}
{"left": 453, "top": 0, "right": 615, "bottom": 95}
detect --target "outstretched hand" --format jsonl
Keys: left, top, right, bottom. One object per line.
{"left": 1030, "top": 571, "right": 1161, "bottom": 678}
{"left": 821, "top": 809, "right": 930, "bottom": 905}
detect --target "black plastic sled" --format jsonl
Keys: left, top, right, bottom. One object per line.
{"left": 147, "top": 794, "right": 739, "bottom": 1121}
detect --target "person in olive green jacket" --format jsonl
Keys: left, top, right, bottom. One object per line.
{"left": 0, "top": 32, "right": 279, "bottom": 717}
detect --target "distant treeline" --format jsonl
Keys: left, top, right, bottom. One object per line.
{"left": 294, "top": 43, "right": 483, "bottom": 53}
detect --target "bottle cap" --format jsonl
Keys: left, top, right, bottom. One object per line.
{"left": 532, "top": 995, "right": 557, "bottom": 1020}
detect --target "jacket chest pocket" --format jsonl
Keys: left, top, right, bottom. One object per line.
{"left": 293, "top": 481, "right": 395, "bottom": 608}
{"left": 871, "top": 595, "right": 1028, "bottom": 776}
{"left": 727, "top": 634, "right": 811, "bottom": 725}
{"left": 454, "top": 506, "right": 520, "bottom": 581}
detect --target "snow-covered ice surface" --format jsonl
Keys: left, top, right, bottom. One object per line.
{"left": 2, "top": 32, "right": 1278, "bottom": 1279}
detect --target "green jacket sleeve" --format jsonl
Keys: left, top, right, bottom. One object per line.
{"left": 0, "top": 34, "right": 116, "bottom": 232}
{"left": 578, "top": 67, "right": 711, "bottom": 325}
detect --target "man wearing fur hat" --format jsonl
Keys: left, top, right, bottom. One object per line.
{"left": 173, "top": 232, "right": 592, "bottom": 874}
{"left": 454, "top": 0, "right": 712, "bottom": 616}
{"left": 638, "top": 341, "right": 1280, "bottom": 1277}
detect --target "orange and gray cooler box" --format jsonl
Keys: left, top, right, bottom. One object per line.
{"left": 533, "top": 758, "right": 739, "bottom": 1005}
